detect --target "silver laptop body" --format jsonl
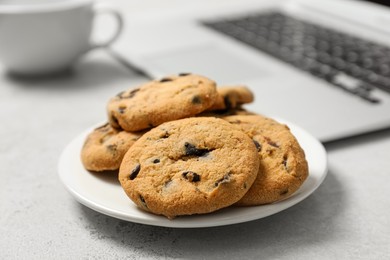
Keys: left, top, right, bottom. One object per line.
{"left": 111, "top": 0, "right": 390, "bottom": 142}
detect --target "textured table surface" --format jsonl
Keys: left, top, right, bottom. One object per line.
{"left": 1, "top": 48, "right": 390, "bottom": 260}
{"left": 2, "top": 0, "right": 390, "bottom": 258}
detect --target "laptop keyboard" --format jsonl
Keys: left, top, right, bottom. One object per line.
{"left": 203, "top": 12, "right": 390, "bottom": 103}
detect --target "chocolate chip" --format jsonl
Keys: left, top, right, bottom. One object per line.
{"left": 118, "top": 106, "right": 126, "bottom": 114}
{"left": 106, "top": 144, "right": 117, "bottom": 153}
{"left": 184, "top": 142, "right": 210, "bottom": 157}
{"left": 159, "top": 77, "right": 173, "bottom": 83}
{"left": 161, "top": 131, "right": 170, "bottom": 139}
{"left": 139, "top": 195, "right": 148, "bottom": 208}
{"left": 128, "top": 88, "right": 140, "bottom": 98}
{"left": 164, "top": 179, "right": 172, "bottom": 187}
{"left": 153, "top": 159, "right": 160, "bottom": 164}
{"left": 215, "top": 172, "right": 231, "bottom": 187}
{"left": 182, "top": 171, "right": 201, "bottom": 182}
{"left": 116, "top": 88, "right": 139, "bottom": 99}
{"left": 265, "top": 137, "right": 279, "bottom": 148}
{"left": 94, "top": 123, "right": 110, "bottom": 131}
{"left": 280, "top": 189, "right": 289, "bottom": 195}
{"left": 129, "top": 164, "right": 141, "bottom": 180}
{"left": 267, "top": 149, "right": 275, "bottom": 156}
{"left": 179, "top": 72, "right": 191, "bottom": 76}
{"left": 253, "top": 140, "right": 262, "bottom": 152}
{"left": 191, "top": 95, "right": 202, "bottom": 104}
{"left": 228, "top": 119, "right": 241, "bottom": 124}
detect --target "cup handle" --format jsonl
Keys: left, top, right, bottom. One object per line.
{"left": 91, "top": 3, "right": 124, "bottom": 49}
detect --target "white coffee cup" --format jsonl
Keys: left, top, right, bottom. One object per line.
{"left": 0, "top": 0, "right": 123, "bottom": 75}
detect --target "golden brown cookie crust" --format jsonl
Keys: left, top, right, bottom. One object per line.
{"left": 81, "top": 123, "right": 143, "bottom": 172}
{"left": 107, "top": 74, "right": 218, "bottom": 132}
{"left": 118, "top": 117, "right": 259, "bottom": 218}
{"left": 223, "top": 115, "right": 309, "bottom": 206}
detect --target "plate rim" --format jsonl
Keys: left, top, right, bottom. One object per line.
{"left": 58, "top": 118, "right": 328, "bottom": 228}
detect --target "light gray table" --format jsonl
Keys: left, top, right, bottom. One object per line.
{"left": 1, "top": 49, "right": 390, "bottom": 259}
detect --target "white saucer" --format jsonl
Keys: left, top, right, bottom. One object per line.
{"left": 58, "top": 119, "right": 327, "bottom": 228}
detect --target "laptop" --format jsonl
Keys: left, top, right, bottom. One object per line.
{"left": 111, "top": 0, "right": 390, "bottom": 142}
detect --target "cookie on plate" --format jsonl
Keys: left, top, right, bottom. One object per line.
{"left": 223, "top": 115, "right": 309, "bottom": 205}
{"left": 81, "top": 123, "right": 143, "bottom": 172}
{"left": 118, "top": 117, "right": 259, "bottom": 219}
{"left": 207, "top": 85, "right": 254, "bottom": 111}
{"left": 107, "top": 73, "right": 218, "bottom": 132}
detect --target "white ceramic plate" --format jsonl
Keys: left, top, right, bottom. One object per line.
{"left": 58, "top": 119, "right": 328, "bottom": 228}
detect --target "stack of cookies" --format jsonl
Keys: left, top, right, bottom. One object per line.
{"left": 81, "top": 73, "right": 309, "bottom": 219}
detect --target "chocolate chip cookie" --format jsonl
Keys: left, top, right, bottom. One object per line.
{"left": 207, "top": 85, "right": 254, "bottom": 111}
{"left": 118, "top": 117, "right": 259, "bottom": 218}
{"left": 81, "top": 123, "right": 143, "bottom": 172}
{"left": 107, "top": 73, "right": 218, "bottom": 132}
{"left": 223, "top": 115, "right": 309, "bottom": 205}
